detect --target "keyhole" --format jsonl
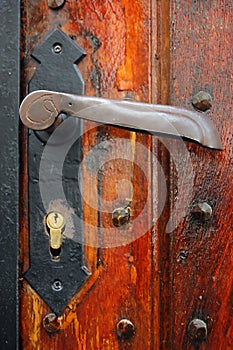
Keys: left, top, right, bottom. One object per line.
{"left": 50, "top": 245, "right": 61, "bottom": 260}
{"left": 54, "top": 213, "right": 58, "bottom": 223}
{"left": 46, "top": 212, "right": 64, "bottom": 261}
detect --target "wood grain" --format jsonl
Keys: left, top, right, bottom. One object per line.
{"left": 20, "top": 1, "right": 156, "bottom": 349}
{"left": 19, "top": 0, "right": 232, "bottom": 349}
{"left": 169, "top": 1, "right": 233, "bottom": 349}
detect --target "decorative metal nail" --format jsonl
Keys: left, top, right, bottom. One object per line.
{"left": 117, "top": 319, "right": 135, "bottom": 341}
{"left": 191, "top": 91, "right": 212, "bottom": 112}
{"left": 179, "top": 250, "right": 189, "bottom": 262}
{"left": 43, "top": 313, "right": 62, "bottom": 333}
{"left": 191, "top": 202, "right": 213, "bottom": 221}
{"left": 48, "top": 0, "right": 65, "bottom": 9}
{"left": 188, "top": 318, "right": 207, "bottom": 341}
{"left": 112, "top": 207, "right": 131, "bottom": 227}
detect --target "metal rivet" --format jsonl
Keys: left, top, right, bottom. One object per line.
{"left": 48, "top": 0, "right": 65, "bottom": 9}
{"left": 191, "top": 91, "right": 212, "bottom": 111}
{"left": 112, "top": 207, "right": 131, "bottom": 227}
{"left": 53, "top": 43, "right": 62, "bottom": 54}
{"left": 188, "top": 319, "right": 207, "bottom": 341}
{"left": 43, "top": 313, "right": 61, "bottom": 333}
{"left": 180, "top": 250, "right": 189, "bottom": 261}
{"left": 117, "top": 319, "right": 135, "bottom": 341}
{"left": 52, "top": 279, "right": 63, "bottom": 292}
{"left": 191, "top": 202, "right": 213, "bottom": 221}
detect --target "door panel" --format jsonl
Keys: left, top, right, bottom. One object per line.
{"left": 17, "top": 1, "right": 232, "bottom": 350}
{"left": 169, "top": 2, "right": 232, "bottom": 349}
{"left": 20, "top": 1, "right": 156, "bottom": 349}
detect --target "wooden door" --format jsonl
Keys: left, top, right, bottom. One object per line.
{"left": 0, "top": 1, "right": 232, "bottom": 349}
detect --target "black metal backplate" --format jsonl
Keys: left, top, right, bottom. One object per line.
{"left": 29, "top": 27, "right": 86, "bottom": 93}
{"left": 24, "top": 28, "right": 88, "bottom": 315}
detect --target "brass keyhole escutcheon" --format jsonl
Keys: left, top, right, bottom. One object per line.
{"left": 46, "top": 212, "right": 65, "bottom": 259}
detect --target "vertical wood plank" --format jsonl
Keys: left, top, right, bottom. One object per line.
{"left": 19, "top": 1, "right": 158, "bottom": 349}
{"left": 151, "top": 1, "right": 172, "bottom": 349}
{"left": 169, "top": 1, "right": 233, "bottom": 349}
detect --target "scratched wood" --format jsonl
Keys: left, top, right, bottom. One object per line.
{"left": 167, "top": 1, "right": 233, "bottom": 349}
{"left": 20, "top": 1, "right": 158, "bottom": 349}
{"left": 19, "top": 0, "right": 232, "bottom": 349}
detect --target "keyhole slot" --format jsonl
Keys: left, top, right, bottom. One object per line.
{"left": 45, "top": 224, "right": 63, "bottom": 260}
{"left": 46, "top": 212, "right": 65, "bottom": 261}
{"left": 50, "top": 245, "right": 62, "bottom": 260}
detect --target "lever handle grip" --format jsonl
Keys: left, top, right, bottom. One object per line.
{"left": 19, "top": 90, "right": 222, "bottom": 150}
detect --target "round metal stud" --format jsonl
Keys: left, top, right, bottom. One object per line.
{"left": 117, "top": 319, "right": 135, "bottom": 341}
{"left": 188, "top": 318, "right": 207, "bottom": 341}
{"left": 112, "top": 207, "right": 131, "bottom": 227}
{"left": 48, "top": 0, "right": 65, "bottom": 9}
{"left": 191, "top": 202, "right": 213, "bottom": 221}
{"left": 43, "top": 313, "right": 61, "bottom": 333}
{"left": 191, "top": 91, "right": 212, "bottom": 112}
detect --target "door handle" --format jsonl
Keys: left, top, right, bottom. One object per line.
{"left": 20, "top": 90, "right": 222, "bottom": 149}
{"left": 19, "top": 90, "right": 222, "bottom": 315}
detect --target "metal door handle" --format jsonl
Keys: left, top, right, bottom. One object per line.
{"left": 20, "top": 90, "right": 222, "bottom": 149}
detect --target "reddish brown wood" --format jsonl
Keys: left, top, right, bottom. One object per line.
{"left": 19, "top": 1, "right": 232, "bottom": 349}
{"left": 169, "top": 1, "right": 233, "bottom": 349}
{"left": 151, "top": 1, "right": 172, "bottom": 349}
{"left": 20, "top": 1, "right": 157, "bottom": 349}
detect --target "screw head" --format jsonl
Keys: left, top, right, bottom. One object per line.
{"left": 188, "top": 318, "right": 207, "bottom": 341}
{"left": 52, "top": 279, "right": 63, "bottom": 292}
{"left": 53, "top": 43, "right": 62, "bottom": 54}
{"left": 191, "top": 91, "right": 212, "bottom": 112}
{"left": 48, "top": 0, "right": 65, "bottom": 9}
{"left": 47, "top": 212, "right": 64, "bottom": 229}
{"left": 117, "top": 319, "right": 135, "bottom": 341}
